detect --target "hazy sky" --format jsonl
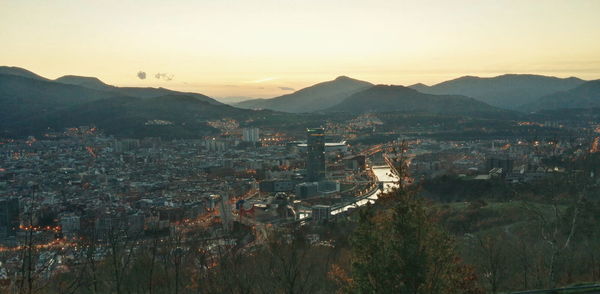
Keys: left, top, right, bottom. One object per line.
{"left": 2, "top": 0, "right": 600, "bottom": 98}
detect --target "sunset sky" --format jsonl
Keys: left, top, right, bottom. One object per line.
{"left": 2, "top": 0, "right": 600, "bottom": 98}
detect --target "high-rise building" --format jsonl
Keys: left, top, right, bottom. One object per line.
{"left": 306, "top": 128, "right": 325, "bottom": 181}
{"left": 242, "top": 127, "right": 260, "bottom": 143}
{"left": 0, "top": 198, "right": 19, "bottom": 239}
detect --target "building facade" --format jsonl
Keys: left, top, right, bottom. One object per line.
{"left": 306, "top": 128, "right": 325, "bottom": 181}
{"left": 242, "top": 127, "right": 260, "bottom": 143}
{"left": 0, "top": 198, "right": 19, "bottom": 240}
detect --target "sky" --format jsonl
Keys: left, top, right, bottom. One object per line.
{"left": 1, "top": 0, "right": 600, "bottom": 98}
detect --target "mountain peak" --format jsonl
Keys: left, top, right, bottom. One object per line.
{"left": 237, "top": 76, "right": 373, "bottom": 113}
{"left": 55, "top": 75, "right": 114, "bottom": 91}
{"left": 0, "top": 66, "right": 49, "bottom": 81}
{"left": 334, "top": 75, "right": 353, "bottom": 81}
{"left": 408, "top": 83, "right": 430, "bottom": 92}
{"left": 524, "top": 79, "right": 600, "bottom": 111}
{"left": 411, "top": 83, "right": 428, "bottom": 87}
{"left": 454, "top": 75, "right": 480, "bottom": 81}
{"left": 328, "top": 83, "right": 504, "bottom": 116}
{"left": 419, "top": 74, "right": 586, "bottom": 110}
{"left": 57, "top": 75, "right": 102, "bottom": 81}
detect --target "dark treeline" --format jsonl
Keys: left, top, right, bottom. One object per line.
{"left": 422, "top": 154, "right": 600, "bottom": 292}
{"left": 3, "top": 183, "right": 483, "bottom": 293}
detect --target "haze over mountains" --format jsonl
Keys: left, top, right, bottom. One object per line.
{"left": 0, "top": 74, "right": 116, "bottom": 122}
{"left": 0, "top": 67, "right": 257, "bottom": 138}
{"left": 0, "top": 66, "right": 50, "bottom": 81}
{"left": 54, "top": 74, "right": 221, "bottom": 105}
{"left": 1, "top": 65, "right": 599, "bottom": 138}
{"left": 523, "top": 80, "right": 600, "bottom": 111}
{"left": 236, "top": 76, "right": 373, "bottom": 112}
{"left": 409, "top": 74, "right": 585, "bottom": 110}
{"left": 23, "top": 95, "right": 260, "bottom": 139}
{"left": 213, "top": 96, "right": 258, "bottom": 104}
{"left": 237, "top": 73, "right": 594, "bottom": 113}
{"left": 329, "top": 85, "right": 509, "bottom": 116}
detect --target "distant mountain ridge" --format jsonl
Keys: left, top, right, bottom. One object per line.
{"left": 523, "top": 80, "right": 600, "bottom": 111}
{"left": 409, "top": 74, "right": 585, "bottom": 110}
{"left": 0, "top": 66, "right": 222, "bottom": 105}
{"left": 0, "top": 66, "right": 50, "bottom": 81}
{"left": 213, "top": 96, "right": 258, "bottom": 105}
{"left": 0, "top": 74, "right": 117, "bottom": 123}
{"left": 19, "top": 94, "right": 259, "bottom": 139}
{"left": 3, "top": 65, "right": 599, "bottom": 138}
{"left": 0, "top": 67, "right": 250, "bottom": 138}
{"left": 236, "top": 76, "right": 373, "bottom": 113}
{"left": 55, "top": 75, "right": 115, "bottom": 91}
{"left": 54, "top": 73, "right": 221, "bottom": 105}
{"left": 328, "top": 84, "right": 511, "bottom": 117}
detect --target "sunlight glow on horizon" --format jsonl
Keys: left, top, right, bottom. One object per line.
{"left": 1, "top": 0, "right": 600, "bottom": 98}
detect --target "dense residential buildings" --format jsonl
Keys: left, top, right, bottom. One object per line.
{"left": 242, "top": 127, "right": 260, "bottom": 143}
{"left": 0, "top": 112, "right": 598, "bottom": 290}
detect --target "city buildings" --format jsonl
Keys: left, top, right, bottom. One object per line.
{"left": 242, "top": 127, "right": 260, "bottom": 143}
{"left": 0, "top": 112, "right": 595, "bottom": 285}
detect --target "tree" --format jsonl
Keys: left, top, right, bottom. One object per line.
{"left": 348, "top": 189, "right": 481, "bottom": 294}
{"left": 466, "top": 233, "right": 510, "bottom": 293}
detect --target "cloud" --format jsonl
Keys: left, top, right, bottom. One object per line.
{"left": 245, "top": 77, "right": 277, "bottom": 84}
{"left": 137, "top": 71, "right": 146, "bottom": 80}
{"left": 155, "top": 73, "right": 174, "bottom": 81}
{"left": 279, "top": 86, "right": 294, "bottom": 91}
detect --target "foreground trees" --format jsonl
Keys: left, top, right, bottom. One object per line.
{"left": 348, "top": 190, "right": 481, "bottom": 294}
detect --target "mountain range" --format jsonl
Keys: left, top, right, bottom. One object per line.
{"left": 1, "top": 66, "right": 599, "bottom": 138}
{"left": 409, "top": 74, "right": 585, "bottom": 110}
{"left": 0, "top": 66, "right": 51, "bottom": 81}
{"left": 18, "top": 95, "right": 259, "bottom": 139}
{"left": 0, "top": 66, "right": 221, "bottom": 104}
{"left": 0, "top": 74, "right": 116, "bottom": 123}
{"left": 56, "top": 75, "right": 221, "bottom": 105}
{"left": 522, "top": 80, "right": 600, "bottom": 111}
{"left": 0, "top": 67, "right": 255, "bottom": 138}
{"left": 328, "top": 85, "right": 509, "bottom": 116}
{"left": 238, "top": 73, "right": 593, "bottom": 113}
{"left": 236, "top": 76, "right": 373, "bottom": 113}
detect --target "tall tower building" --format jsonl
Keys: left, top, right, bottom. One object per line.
{"left": 0, "top": 198, "right": 19, "bottom": 239}
{"left": 306, "top": 128, "right": 325, "bottom": 181}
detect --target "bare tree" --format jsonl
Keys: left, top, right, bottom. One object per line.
{"left": 523, "top": 192, "right": 584, "bottom": 288}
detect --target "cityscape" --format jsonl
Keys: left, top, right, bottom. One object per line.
{"left": 2, "top": 0, "right": 600, "bottom": 293}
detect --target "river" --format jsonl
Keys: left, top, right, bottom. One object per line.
{"left": 330, "top": 165, "right": 399, "bottom": 215}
